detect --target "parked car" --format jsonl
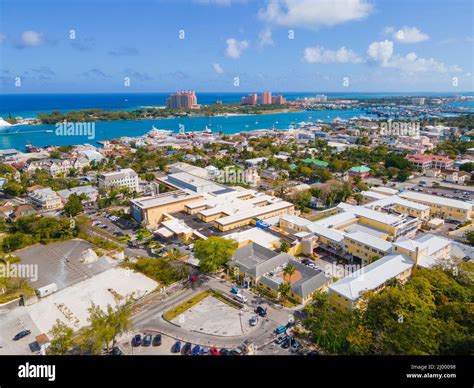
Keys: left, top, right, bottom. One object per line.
{"left": 233, "top": 293, "right": 247, "bottom": 303}
{"left": 182, "top": 342, "right": 192, "bottom": 355}
{"left": 230, "top": 286, "right": 240, "bottom": 294}
{"left": 281, "top": 338, "right": 291, "bottom": 349}
{"left": 143, "top": 334, "right": 152, "bottom": 347}
{"left": 275, "top": 325, "right": 287, "bottom": 335}
{"left": 111, "top": 346, "right": 124, "bottom": 355}
{"left": 13, "top": 329, "right": 31, "bottom": 341}
{"left": 249, "top": 315, "right": 258, "bottom": 326}
{"left": 209, "top": 346, "right": 220, "bottom": 355}
{"left": 220, "top": 348, "right": 230, "bottom": 356}
{"left": 231, "top": 348, "right": 243, "bottom": 355}
{"left": 275, "top": 334, "right": 288, "bottom": 345}
{"left": 201, "top": 346, "right": 209, "bottom": 355}
{"left": 192, "top": 345, "right": 200, "bottom": 355}
{"left": 172, "top": 341, "right": 181, "bottom": 353}
{"left": 132, "top": 334, "right": 142, "bottom": 347}
{"left": 152, "top": 334, "right": 162, "bottom": 346}
{"left": 290, "top": 338, "right": 302, "bottom": 352}
{"left": 255, "top": 306, "right": 267, "bottom": 317}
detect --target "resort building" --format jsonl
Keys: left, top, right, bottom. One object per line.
{"left": 166, "top": 90, "right": 198, "bottom": 109}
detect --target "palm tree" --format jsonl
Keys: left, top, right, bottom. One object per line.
{"left": 278, "top": 282, "right": 292, "bottom": 300}
{"left": 283, "top": 263, "right": 296, "bottom": 283}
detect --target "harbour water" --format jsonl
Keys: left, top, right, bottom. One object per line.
{"left": 0, "top": 92, "right": 472, "bottom": 150}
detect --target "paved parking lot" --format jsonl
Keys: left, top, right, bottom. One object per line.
{"left": 15, "top": 239, "right": 117, "bottom": 290}
{"left": 172, "top": 295, "right": 255, "bottom": 336}
{"left": 0, "top": 307, "right": 42, "bottom": 355}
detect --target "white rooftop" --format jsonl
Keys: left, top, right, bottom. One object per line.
{"left": 400, "top": 191, "right": 472, "bottom": 211}
{"left": 224, "top": 227, "right": 279, "bottom": 249}
{"left": 329, "top": 254, "right": 414, "bottom": 301}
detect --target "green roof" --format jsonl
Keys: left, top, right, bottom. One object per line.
{"left": 350, "top": 166, "right": 371, "bottom": 173}
{"left": 288, "top": 163, "right": 297, "bottom": 170}
{"left": 302, "top": 158, "right": 329, "bottom": 167}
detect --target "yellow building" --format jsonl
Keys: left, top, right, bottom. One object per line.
{"left": 328, "top": 253, "right": 414, "bottom": 310}
{"left": 399, "top": 191, "right": 472, "bottom": 222}
{"left": 343, "top": 231, "right": 392, "bottom": 265}
{"left": 130, "top": 189, "right": 203, "bottom": 227}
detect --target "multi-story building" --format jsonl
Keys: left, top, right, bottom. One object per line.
{"left": 271, "top": 95, "right": 286, "bottom": 104}
{"left": 26, "top": 158, "right": 89, "bottom": 177}
{"left": 399, "top": 191, "right": 472, "bottom": 221}
{"left": 166, "top": 91, "right": 198, "bottom": 109}
{"left": 241, "top": 93, "right": 258, "bottom": 105}
{"left": 411, "top": 97, "right": 425, "bottom": 105}
{"left": 261, "top": 91, "right": 272, "bottom": 105}
{"left": 28, "top": 188, "right": 63, "bottom": 210}
{"left": 406, "top": 154, "right": 453, "bottom": 170}
{"left": 98, "top": 168, "right": 139, "bottom": 192}
{"left": 130, "top": 189, "right": 203, "bottom": 227}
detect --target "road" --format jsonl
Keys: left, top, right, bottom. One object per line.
{"left": 132, "top": 275, "right": 293, "bottom": 351}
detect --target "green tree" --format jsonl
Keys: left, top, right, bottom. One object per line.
{"left": 283, "top": 263, "right": 296, "bottom": 282}
{"left": 48, "top": 319, "right": 75, "bottom": 355}
{"left": 63, "top": 193, "right": 84, "bottom": 217}
{"left": 87, "top": 296, "right": 133, "bottom": 353}
{"left": 280, "top": 240, "right": 290, "bottom": 253}
{"left": 194, "top": 236, "right": 237, "bottom": 273}
{"left": 278, "top": 281, "right": 292, "bottom": 300}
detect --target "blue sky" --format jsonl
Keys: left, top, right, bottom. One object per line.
{"left": 0, "top": 0, "right": 473, "bottom": 93}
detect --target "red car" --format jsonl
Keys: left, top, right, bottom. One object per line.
{"left": 209, "top": 346, "right": 220, "bottom": 355}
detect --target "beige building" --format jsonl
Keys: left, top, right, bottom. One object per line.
{"left": 399, "top": 191, "right": 472, "bottom": 222}
{"left": 130, "top": 190, "right": 202, "bottom": 227}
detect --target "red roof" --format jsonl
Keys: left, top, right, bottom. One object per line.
{"left": 406, "top": 154, "right": 452, "bottom": 163}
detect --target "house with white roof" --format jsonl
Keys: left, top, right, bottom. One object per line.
{"left": 328, "top": 253, "right": 414, "bottom": 310}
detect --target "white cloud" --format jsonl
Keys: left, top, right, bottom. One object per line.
{"left": 382, "top": 26, "right": 395, "bottom": 35}
{"left": 258, "top": 0, "right": 372, "bottom": 30}
{"left": 392, "top": 26, "right": 429, "bottom": 43}
{"left": 225, "top": 38, "right": 249, "bottom": 59}
{"left": 367, "top": 40, "right": 394, "bottom": 65}
{"left": 258, "top": 28, "right": 274, "bottom": 47}
{"left": 367, "top": 40, "right": 461, "bottom": 74}
{"left": 20, "top": 30, "right": 44, "bottom": 46}
{"left": 304, "top": 46, "right": 363, "bottom": 64}
{"left": 388, "top": 53, "right": 461, "bottom": 73}
{"left": 212, "top": 63, "right": 224, "bottom": 74}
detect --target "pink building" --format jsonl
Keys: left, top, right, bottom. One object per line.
{"left": 272, "top": 95, "right": 286, "bottom": 104}
{"left": 242, "top": 93, "right": 258, "bottom": 105}
{"left": 405, "top": 154, "right": 453, "bottom": 170}
{"left": 166, "top": 91, "right": 197, "bottom": 109}
{"left": 261, "top": 91, "right": 272, "bottom": 105}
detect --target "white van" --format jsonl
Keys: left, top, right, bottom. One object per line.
{"left": 234, "top": 293, "right": 247, "bottom": 304}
